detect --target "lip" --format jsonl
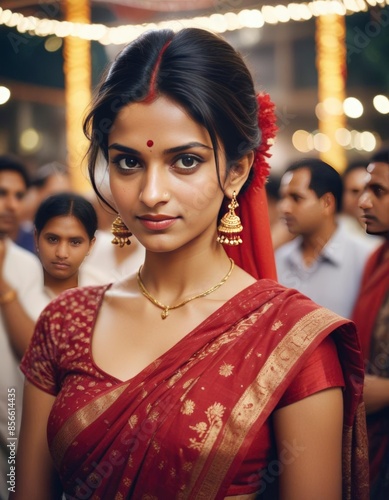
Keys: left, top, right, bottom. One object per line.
{"left": 282, "top": 217, "right": 295, "bottom": 226}
{"left": 51, "top": 262, "right": 70, "bottom": 269}
{"left": 360, "top": 215, "right": 377, "bottom": 223}
{"left": 0, "top": 215, "right": 16, "bottom": 223}
{"left": 137, "top": 214, "right": 178, "bottom": 231}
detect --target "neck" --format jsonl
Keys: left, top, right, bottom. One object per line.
{"left": 43, "top": 271, "right": 78, "bottom": 297}
{"left": 139, "top": 245, "right": 232, "bottom": 305}
{"left": 301, "top": 220, "right": 337, "bottom": 265}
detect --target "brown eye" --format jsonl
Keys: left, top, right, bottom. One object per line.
{"left": 111, "top": 155, "right": 141, "bottom": 171}
{"left": 175, "top": 154, "right": 202, "bottom": 171}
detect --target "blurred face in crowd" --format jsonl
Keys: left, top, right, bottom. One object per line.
{"left": 35, "top": 215, "right": 95, "bottom": 282}
{"left": 40, "top": 173, "right": 72, "bottom": 200}
{"left": 359, "top": 162, "right": 389, "bottom": 238}
{"left": 279, "top": 168, "right": 329, "bottom": 236}
{"left": 342, "top": 167, "right": 367, "bottom": 220}
{"left": 0, "top": 170, "right": 27, "bottom": 237}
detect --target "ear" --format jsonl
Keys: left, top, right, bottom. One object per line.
{"left": 224, "top": 151, "right": 255, "bottom": 197}
{"left": 320, "top": 192, "right": 336, "bottom": 214}
{"left": 87, "top": 237, "right": 96, "bottom": 256}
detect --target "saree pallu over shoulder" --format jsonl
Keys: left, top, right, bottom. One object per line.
{"left": 49, "top": 281, "right": 367, "bottom": 500}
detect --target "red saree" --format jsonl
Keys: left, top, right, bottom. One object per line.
{"left": 352, "top": 241, "right": 389, "bottom": 496}
{"left": 21, "top": 280, "right": 368, "bottom": 499}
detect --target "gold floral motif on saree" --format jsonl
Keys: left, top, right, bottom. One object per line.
{"left": 181, "top": 399, "right": 195, "bottom": 415}
{"left": 271, "top": 320, "right": 283, "bottom": 331}
{"left": 189, "top": 402, "right": 226, "bottom": 452}
{"left": 128, "top": 414, "right": 138, "bottom": 428}
{"left": 219, "top": 362, "right": 234, "bottom": 377}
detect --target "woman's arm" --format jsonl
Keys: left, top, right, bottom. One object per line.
{"left": 11, "top": 382, "right": 62, "bottom": 500}
{"left": 273, "top": 387, "right": 343, "bottom": 500}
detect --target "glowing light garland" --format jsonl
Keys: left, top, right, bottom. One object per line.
{"left": 63, "top": 0, "right": 91, "bottom": 192}
{"left": 0, "top": 0, "right": 388, "bottom": 45}
{"left": 316, "top": 14, "right": 347, "bottom": 171}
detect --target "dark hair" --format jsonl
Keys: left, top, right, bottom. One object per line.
{"left": 84, "top": 28, "right": 260, "bottom": 208}
{"left": 369, "top": 146, "right": 389, "bottom": 164}
{"left": 34, "top": 192, "right": 98, "bottom": 240}
{"left": 265, "top": 175, "right": 281, "bottom": 201}
{"left": 0, "top": 155, "right": 30, "bottom": 187}
{"left": 284, "top": 158, "right": 343, "bottom": 213}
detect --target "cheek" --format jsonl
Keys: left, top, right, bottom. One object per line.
{"left": 38, "top": 248, "right": 52, "bottom": 266}
{"left": 382, "top": 201, "right": 389, "bottom": 220}
{"left": 38, "top": 242, "right": 51, "bottom": 257}
{"left": 183, "top": 177, "right": 222, "bottom": 215}
{"left": 73, "top": 246, "right": 90, "bottom": 259}
{"left": 109, "top": 177, "right": 133, "bottom": 204}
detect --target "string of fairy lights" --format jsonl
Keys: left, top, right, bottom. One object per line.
{"left": 0, "top": 0, "right": 388, "bottom": 178}
{"left": 0, "top": 0, "right": 388, "bottom": 45}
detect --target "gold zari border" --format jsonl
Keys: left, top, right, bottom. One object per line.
{"left": 51, "top": 382, "right": 130, "bottom": 468}
{"left": 191, "top": 307, "right": 341, "bottom": 497}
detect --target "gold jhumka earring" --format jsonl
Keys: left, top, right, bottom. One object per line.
{"left": 111, "top": 216, "right": 132, "bottom": 247}
{"left": 216, "top": 191, "right": 243, "bottom": 246}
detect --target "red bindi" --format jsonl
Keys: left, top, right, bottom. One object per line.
{"left": 147, "top": 140, "right": 154, "bottom": 147}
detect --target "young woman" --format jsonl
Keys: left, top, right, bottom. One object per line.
{"left": 14, "top": 28, "right": 368, "bottom": 499}
{"left": 34, "top": 192, "right": 97, "bottom": 298}
{"left": 0, "top": 192, "right": 97, "bottom": 358}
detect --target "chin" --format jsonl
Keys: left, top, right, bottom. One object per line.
{"left": 366, "top": 228, "right": 388, "bottom": 237}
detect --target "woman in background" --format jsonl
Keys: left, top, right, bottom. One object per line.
{"left": 1, "top": 193, "right": 97, "bottom": 357}
{"left": 34, "top": 192, "right": 97, "bottom": 298}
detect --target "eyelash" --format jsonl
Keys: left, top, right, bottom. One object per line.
{"left": 46, "top": 237, "right": 82, "bottom": 246}
{"left": 110, "top": 154, "right": 204, "bottom": 174}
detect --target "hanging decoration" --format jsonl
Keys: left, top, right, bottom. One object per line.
{"left": 0, "top": 1, "right": 388, "bottom": 46}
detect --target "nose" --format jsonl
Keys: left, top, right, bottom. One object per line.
{"left": 358, "top": 191, "right": 372, "bottom": 210}
{"left": 139, "top": 165, "right": 170, "bottom": 208}
{"left": 55, "top": 241, "right": 69, "bottom": 259}
{"left": 6, "top": 194, "right": 22, "bottom": 213}
{"left": 278, "top": 197, "right": 290, "bottom": 214}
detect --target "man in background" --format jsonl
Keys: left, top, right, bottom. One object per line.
{"left": 265, "top": 174, "right": 293, "bottom": 251}
{"left": 341, "top": 161, "right": 382, "bottom": 250}
{"left": 352, "top": 147, "right": 389, "bottom": 498}
{"left": 0, "top": 155, "right": 47, "bottom": 499}
{"left": 275, "top": 158, "right": 372, "bottom": 319}
{"left": 342, "top": 161, "right": 368, "bottom": 226}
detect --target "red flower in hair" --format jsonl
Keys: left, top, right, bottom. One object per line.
{"left": 252, "top": 92, "right": 278, "bottom": 189}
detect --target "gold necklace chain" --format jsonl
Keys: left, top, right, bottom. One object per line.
{"left": 137, "top": 258, "right": 235, "bottom": 319}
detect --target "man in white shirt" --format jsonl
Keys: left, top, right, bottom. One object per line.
{"left": 275, "top": 158, "right": 373, "bottom": 319}
{"left": 0, "top": 155, "right": 48, "bottom": 499}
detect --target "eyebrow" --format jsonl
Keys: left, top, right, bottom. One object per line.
{"left": 280, "top": 187, "right": 305, "bottom": 196}
{"left": 369, "top": 182, "right": 387, "bottom": 190}
{"left": 44, "top": 232, "right": 86, "bottom": 239}
{"left": 108, "top": 142, "right": 213, "bottom": 155}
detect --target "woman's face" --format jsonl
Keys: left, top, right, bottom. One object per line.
{"left": 36, "top": 215, "right": 94, "bottom": 281}
{"left": 107, "top": 96, "right": 230, "bottom": 254}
